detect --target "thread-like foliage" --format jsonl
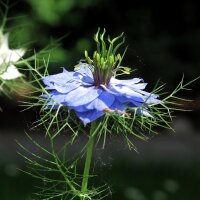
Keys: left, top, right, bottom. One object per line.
{"left": 17, "top": 28, "right": 199, "bottom": 199}
{"left": 18, "top": 51, "right": 199, "bottom": 200}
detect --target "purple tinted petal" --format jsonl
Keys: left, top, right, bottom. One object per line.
{"left": 75, "top": 109, "right": 104, "bottom": 124}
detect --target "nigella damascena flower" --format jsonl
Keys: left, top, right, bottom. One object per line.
{"left": 42, "top": 63, "right": 160, "bottom": 124}
{"left": 42, "top": 29, "right": 160, "bottom": 124}
{"left": 0, "top": 30, "right": 25, "bottom": 80}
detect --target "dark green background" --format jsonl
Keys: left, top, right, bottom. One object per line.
{"left": 0, "top": 0, "right": 200, "bottom": 199}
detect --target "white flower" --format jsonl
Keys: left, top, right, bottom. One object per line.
{"left": 0, "top": 31, "right": 25, "bottom": 80}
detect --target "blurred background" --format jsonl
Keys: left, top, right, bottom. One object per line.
{"left": 0, "top": 0, "right": 200, "bottom": 199}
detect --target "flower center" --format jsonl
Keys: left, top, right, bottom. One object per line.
{"left": 84, "top": 28, "right": 131, "bottom": 87}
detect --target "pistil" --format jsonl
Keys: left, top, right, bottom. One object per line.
{"left": 84, "top": 28, "right": 126, "bottom": 86}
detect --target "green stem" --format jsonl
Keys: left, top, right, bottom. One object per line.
{"left": 80, "top": 121, "right": 97, "bottom": 199}
{"left": 49, "top": 133, "right": 78, "bottom": 195}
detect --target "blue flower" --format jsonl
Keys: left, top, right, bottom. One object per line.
{"left": 42, "top": 63, "right": 160, "bottom": 124}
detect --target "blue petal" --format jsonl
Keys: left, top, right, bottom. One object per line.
{"left": 68, "top": 104, "right": 88, "bottom": 112}
{"left": 43, "top": 86, "right": 102, "bottom": 107}
{"left": 75, "top": 109, "right": 104, "bottom": 124}
{"left": 81, "top": 76, "right": 94, "bottom": 84}
{"left": 145, "top": 96, "right": 160, "bottom": 104}
{"left": 137, "top": 108, "right": 153, "bottom": 118}
{"left": 64, "top": 86, "right": 102, "bottom": 107}
{"left": 109, "top": 77, "right": 160, "bottom": 104}
{"left": 113, "top": 85, "right": 146, "bottom": 98}
{"left": 68, "top": 91, "right": 115, "bottom": 112}
{"left": 42, "top": 69, "right": 74, "bottom": 89}
{"left": 73, "top": 72, "right": 94, "bottom": 84}
{"left": 54, "top": 81, "right": 81, "bottom": 93}
{"left": 126, "top": 101, "right": 143, "bottom": 108}
{"left": 133, "top": 89, "right": 159, "bottom": 99}
{"left": 111, "top": 77, "right": 148, "bottom": 92}
{"left": 117, "top": 95, "right": 144, "bottom": 105}
{"left": 85, "top": 91, "right": 115, "bottom": 111}
{"left": 74, "top": 63, "right": 93, "bottom": 78}
{"left": 43, "top": 91, "right": 67, "bottom": 104}
{"left": 41, "top": 93, "right": 62, "bottom": 109}
{"left": 73, "top": 63, "right": 94, "bottom": 84}
{"left": 110, "top": 77, "right": 143, "bottom": 85}
{"left": 109, "top": 99, "right": 125, "bottom": 111}
{"left": 101, "top": 84, "right": 144, "bottom": 102}
{"left": 126, "top": 83, "right": 147, "bottom": 90}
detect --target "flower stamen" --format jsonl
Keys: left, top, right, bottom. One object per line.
{"left": 102, "top": 108, "right": 131, "bottom": 117}
{"left": 84, "top": 28, "right": 128, "bottom": 86}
